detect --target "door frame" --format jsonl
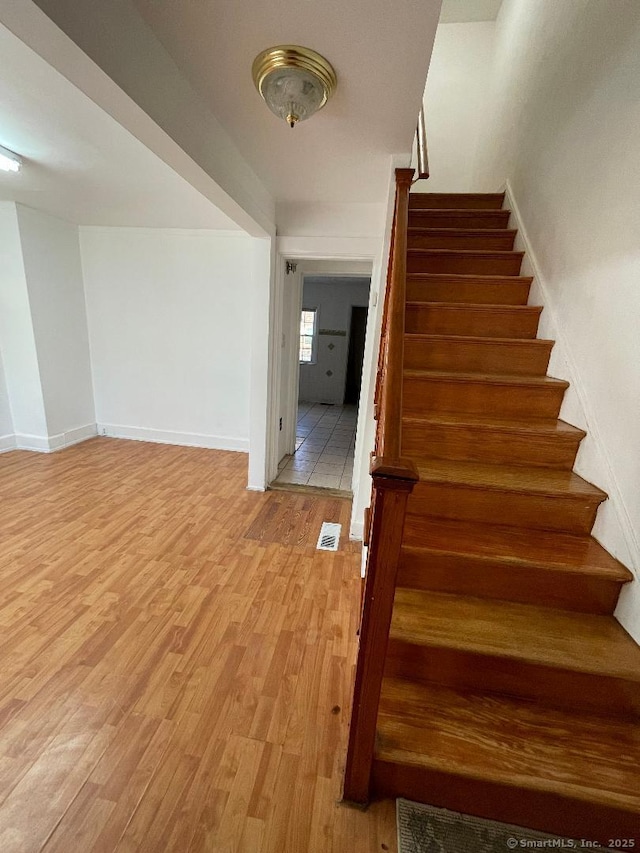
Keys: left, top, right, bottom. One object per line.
{"left": 267, "top": 248, "right": 377, "bottom": 487}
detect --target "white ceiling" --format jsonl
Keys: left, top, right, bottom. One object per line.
{"left": 0, "top": 21, "right": 239, "bottom": 229}
{"left": 439, "top": 0, "right": 503, "bottom": 23}
{"left": 130, "top": 0, "right": 442, "bottom": 205}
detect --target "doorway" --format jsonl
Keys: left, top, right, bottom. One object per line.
{"left": 344, "top": 306, "right": 368, "bottom": 406}
{"left": 272, "top": 269, "right": 371, "bottom": 494}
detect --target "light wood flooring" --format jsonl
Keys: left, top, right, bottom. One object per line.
{"left": 0, "top": 438, "right": 396, "bottom": 852}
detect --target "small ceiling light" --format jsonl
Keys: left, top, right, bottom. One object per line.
{"left": 0, "top": 144, "right": 21, "bottom": 173}
{"left": 252, "top": 45, "right": 337, "bottom": 128}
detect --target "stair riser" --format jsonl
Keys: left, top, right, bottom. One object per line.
{"left": 408, "top": 481, "right": 602, "bottom": 535}
{"left": 405, "top": 306, "right": 540, "bottom": 338}
{"left": 371, "top": 761, "right": 640, "bottom": 844}
{"left": 401, "top": 421, "right": 581, "bottom": 469}
{"left": 403, "top": 378, "right": 567, "bottom": 419}
{"left": 404, "top": 338, "right": 552, "bottom": 376}
{"left": 408, "top": 212, "right": 511, "bottom": 229}
{"left": 408, "top": 232, "right": 516, "bottom": 251}
{"left": 406, "top": 277, "right": 531, "bottom": 305}
{"left": 384, "top": 643, "right": 640, "bottom": 717}
{"left": 397, "top": 549, "right": 622, "bottom": 614}
{"left": 408, "top": 252, "right": 523, "bottom": 276}
{"left": 410, "top": 194, "right": 505, "bottom": 210}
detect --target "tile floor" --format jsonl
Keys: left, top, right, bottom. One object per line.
{"left": 274, "top": 402, "right": 357, "bottom": 492}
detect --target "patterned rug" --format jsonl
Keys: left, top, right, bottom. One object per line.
{"left": 397, "top": 799, "right": 616, "bottom": 853}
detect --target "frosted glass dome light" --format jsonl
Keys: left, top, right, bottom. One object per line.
{"left": 252, "top": 45, "right": 337, "bottom": 128}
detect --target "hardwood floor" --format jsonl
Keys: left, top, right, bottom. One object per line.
{"left": 0, "top": 439, "right": 396, "bottom": 852}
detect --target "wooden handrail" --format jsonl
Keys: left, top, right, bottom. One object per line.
{"left": 378, "top": 168, "right": 413, "bottom": 462}
{"left": 343, "top": 168, "right": 419, "bottom": 805}
{"left": 416, "top": 106, "right": 429, "bottom": 180}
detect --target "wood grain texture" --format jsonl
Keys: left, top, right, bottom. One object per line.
{"left": 409, "top": 193, "right": 506, "bottom": 210}
{"left": 343, "top": 474, "right": 415, "bottom": 803}
{"left": 406, "top": 210, "right": 512, "bottom": 229}
{"left": 407, "top": 249, "right": 524, "bottom": 276}
{"left": 405, "top": 302, "right": 542, "bottom": 338}
{"left": 403, "top": 334, "right": 553, "bottom": 375}
{"left": 348, "top": 191, "right": 639, "bottom": 836}
{"left": 373, "top": 679, "right": 640, "bottom": 843}
{"left": 402, "top": 413, "right": 585, "bottom": 469}
{"left": 409, "top": 458, "right": 606, "bottom": 534}
{"left": 0, "top": 439, "right": 396, "bottom": 852}
{"left": 401, "top": 516, "right": 633, "bottom": 581}
{"left": 386, "top": 589, "right": 640, "bottom": 715}
{"left": 398, "top": 516, "right": 630, "bottom": 613}
{"left": 397, "top": 544, "right": 624, "bottom": 613}
{"left": 407, "top": 228, "right": 517, "bottom": 250}
{"left": 406, "top": 274, "right": 532, "bottom": 305}
{"left": 403, "top": 370, "right": 569, "bottom": 419}
{"left": 377, "top": 168, "right": 413, "bottom": 460}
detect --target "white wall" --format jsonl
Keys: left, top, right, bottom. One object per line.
{"left": 412, "top": 21, "right": 495, "bottom": 193}
{"left": 299, "top": 277, "right": 370, "bottom": 405}
{"left": 276, "top": 203, "right": 387, "bottom": 239}
{"left": 16, "top": 205, "right": 95, "bottom": 442}
{"left": 419, "top": 0, "right": 640, "bottom": 639}
{"left": 0, "top": 351, "right": 14, "bottom": 445}
{"left": 80, "top": 227, "right": 254, "bottom": 451}
{"left": 248, "top": 236, "right": 276, "bottom": 489}
{"left": 0, "top": 202, "right": 48, "bottom": 441}
{"left": 481, "top": 0, "right": 640, "bottom": 640}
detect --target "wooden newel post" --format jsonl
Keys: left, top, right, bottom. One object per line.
{"left": 343, "top": 457, "right": 418, "bottom": 804}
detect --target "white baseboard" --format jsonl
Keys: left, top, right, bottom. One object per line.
{"left": 14, "top": 423, "right": 98, "bottom": 453}
{"left": 0, "top": 434, "right": 17, "bottom": 453}
{"left": 97, "top": 423, "right": 249, "bottom": 453}
{"left": 504, "top": 180, "right": 640, "bottom": 642}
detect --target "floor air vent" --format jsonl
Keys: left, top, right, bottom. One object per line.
{"left": 316, "top": 522, "right": 341, "bottom": 552}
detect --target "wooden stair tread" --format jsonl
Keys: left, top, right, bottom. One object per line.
{"left": 404, "top": 332, "right": 553, "bottom": 347}
{"left": 406, "top": 275, "right": 533, "bottom": 306}
{"left": 407, "top": 227, "right": 517, "bottom": 236}
{"left": 409, "top": 193, "right": 505, "bottom": 210}
{"left": 401, "top": 517, "right": 632, "bottom": 581}
{"left": 390, "top": 589, "right": 640, "bottom": 680}
{"left": 415, "top": 458, "right": 606, "bottom": 501}
{"left": 408, "top": 211, "right": 513, "bottom": 231}
{"left": 407, "top": 273, "right": 532, "bottom": 283}
{"left": 376, "top": 677, "right": 640, "bottom": 812}
{"left": 406, "top": 301, "right": 541, "bottom": 313}
{"left": 404, "top": 368, "right": 569, "bottom": 388}
{"left": 403, "top": 412, "right": 584, "bottom": 438}
{"left": 408, "top": 208, "right": 510, "bottom": 216}
{"left": 408, "top": 249, "right": 524, "bottom": 258}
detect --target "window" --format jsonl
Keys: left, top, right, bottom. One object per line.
{"left": 299, "top": 308, "right": 317, "bottom": 363}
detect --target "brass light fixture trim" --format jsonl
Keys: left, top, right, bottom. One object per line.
{"left": 252, "top": 45, "right": 337, "bottom": 128}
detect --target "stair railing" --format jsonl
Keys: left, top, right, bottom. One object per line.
{"left": 416, "top": 106, "right": 429, "bottom": 180}
{"left": 343, "top": 167, "right": 419, "bottom": 804}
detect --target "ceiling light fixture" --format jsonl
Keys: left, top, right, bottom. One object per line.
{"left": 252, "top": 45, "right": 337, "bottom": 128}
{"left": 0, "top": 144, "right": 21, "bottom": 173}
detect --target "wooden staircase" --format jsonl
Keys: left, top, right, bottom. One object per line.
{"left": 344, "top": 175, "right": 640, "bottom": 843}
